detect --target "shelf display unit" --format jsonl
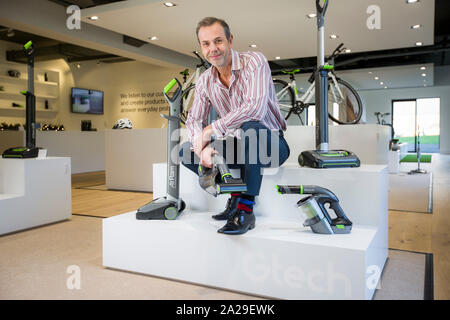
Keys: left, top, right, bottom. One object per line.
{"left": 0, "top": 62, "right": 59, "bottom": 113}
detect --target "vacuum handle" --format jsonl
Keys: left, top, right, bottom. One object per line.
{"left": 327, "top": 200, "right": 352, "bottom": 224}
{"left": 163, "top": 78, "right": 182, "bottom": 102}
{"left": 316, "top": 0, "right": 329, "bottom": 15}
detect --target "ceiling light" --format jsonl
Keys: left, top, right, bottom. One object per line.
{"left": 149, "top": 36, "right": 159, "bottom": 41}
{"left": 415, "top": 41, "right": 423, "bottom": 46}
{"left": 249, "top": 44, "right": 257, "bottom": 48}
{"left": 406, "top": 0, "right": 419, "bottom": 3}
{"left": 330, "top": 34, "right": 338, "bottom": 39}
{"left": 275, "top": 56, "right": 281, "bottom": 60}
{"left": 344, "top": 49, "right": 351, "bottom": 53}
{"left": 374, "top": 76, "right": 379, "bottom": 80}
{"left": 384, "top": 86, "right": 388, "bottom": 89}
{"left": 163, "top": 2, "right": 176, "bottom": 7}
{"left": 380, "top": 82, "right": 384, "bottom": 85}
{"left": 411, "top": 24, "right": 422, "bottom": 29}
{"left": 89, "top": 16, "right": 99, "bottom": 21}
{"left": 76, "top": 64, "right": 81, "bottom": 69}
{"left": 307, "top": 13, "right": 317, "bottom": 18}
{"left": 368, "top": 71, "right": 373, "bottom": 74}
{"left": 420, "top": 66, "right": 426, "bottom": 70}
{"left": 421, "top": 73, "right": 426, "bottom": 77}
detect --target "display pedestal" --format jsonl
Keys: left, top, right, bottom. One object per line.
{"left": 0, "top": 157, "right": 71, "bottom": 235}
{"left": 103, "top": 163, "right": 388, "bottom": 299}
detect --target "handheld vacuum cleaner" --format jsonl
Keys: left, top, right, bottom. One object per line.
{"left": 3, "top": 41, "right": 40, "bottom": 159}
{"left": 299, "top": 0, "right": 360, "bottom": 168}
{"left": 136, "top": 78, "right": 186, "bottom": 220}
{"left": 198, "top": 153, "right": 247, "bottom": 196}
{"left": 276, "top": 184, "right": 352, "bottom": 234}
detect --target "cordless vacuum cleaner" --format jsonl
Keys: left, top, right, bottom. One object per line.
{"left": 276, "top": 184, "right": 352, "bottom": 234}
{"left": 198, "top": 153, "right": 247, "bottom": 196}
{"left": 298, "top": 0, "right": 360, "bottom": 168}
{"left": 409, "top": 126, "right": 427, "bottom": 175}
{"left": 3, "top": 41, "right": 40, "bottom": 159}
{"left": 136, "top": 78, "right": 186, "bottom": 220}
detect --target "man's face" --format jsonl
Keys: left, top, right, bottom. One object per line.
{"left": 198, "top": 22, "right": 233, "bottom": 69}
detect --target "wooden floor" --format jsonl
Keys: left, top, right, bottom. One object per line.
{"left": 71, "top": 155, "right": 450, "bottom": 299}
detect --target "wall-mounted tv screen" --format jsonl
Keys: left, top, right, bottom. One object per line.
{"left": 71, "top": 88, "right": 104, "bottom": 114}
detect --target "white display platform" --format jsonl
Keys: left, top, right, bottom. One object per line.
{"left": 284, "top": 124, "right": 390, "bottom": 165}
{"left": 103, "top": 163, "right": 388, "bottom": 300}
{"left": 0, "top": 157, "right": 71, "bottom": 235}
{"left": 38, "top": 131, "right": 105, "bottom": 174}
{"left": 105, "top": 129, "right": 170, "bottom": 192}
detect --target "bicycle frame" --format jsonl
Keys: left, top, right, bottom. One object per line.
{"left": 181, "top": 66, "right": 201, "bottom": 107}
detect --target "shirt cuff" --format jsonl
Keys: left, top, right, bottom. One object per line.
{"left": 211, "top": 120, "right": 226, "bottom": 139}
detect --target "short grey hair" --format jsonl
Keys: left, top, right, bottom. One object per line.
{"left": 196, "top": 17, "right": 231, "bottom": 42}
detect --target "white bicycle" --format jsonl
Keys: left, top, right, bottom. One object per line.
{"left": 273, "top": 43, "right": 363, "bottom": 125}
{"left": 179, "top": 51, "right": 211, "bottom": 124}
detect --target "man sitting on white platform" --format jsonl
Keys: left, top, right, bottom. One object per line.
{"left": 180, "top": 17, "right": 290, "bottom": 235}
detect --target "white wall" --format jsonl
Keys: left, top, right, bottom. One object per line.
{"left": 0, "top": 39, "right": 191, "bottom": 131}
{"left": 358, "top": 85, "right": 450, "bottom": 154}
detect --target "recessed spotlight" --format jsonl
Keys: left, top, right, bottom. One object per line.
{"left": 384, "top": 86, "right": 388, "bottom": 89}
{"left": 421, "top": 73, "right": 426, "bottom": 77}
{"left": 406, "top": 0, "right": 419, "bottom": 3}
{"left": 307, "top": 13, "right": 317, "bottom": 18}
{"left": 411, "top": 24, "right": 422, "bottom": 29}
{"left": 368, "top": 71, "right": 373, "bottom": 74}
{"left": 163, "top": 2, "right": 176, "bottom": 7}
{"left": 249, "top": 44, "right": 257, "bottom": 48}
{"left": 89, "top": 16, "right": 99, "bottom": 21}
{"left": 275, "top": 56, "right": 281, "bottom": 60}
{"left": 420, "top": 66, "right": 426, "bottom": 70}
{"left": 380, "top": 82, "right": 384, "bottom": 85}
{"left": 76, "top": 63, "right": 81, "bottom": 69}
{"left": 416, "top": 42, "right": 423, "bottom": 46}
{"left": 149, "top": 36, "right": 159, "bottom": 41}
{"left": 374, "top": 76, "right": 379, "bottom": 80}
{"left": 344, "top": 48, "right": 351, "bottom": 53}
{"left": 330, "top": 34, "right": 338, "bottom": 39}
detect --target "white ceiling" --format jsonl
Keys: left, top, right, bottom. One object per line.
{"left": 277, "top": 63, "right": 434, "bottom": 91}
{"left": 81, "top": 0, "right": 435, "bottom": 61}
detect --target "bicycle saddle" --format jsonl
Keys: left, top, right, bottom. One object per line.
{"left": 281, "top": 69, "right": 301, "bottom": 75}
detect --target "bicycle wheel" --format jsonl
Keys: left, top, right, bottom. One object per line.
{"left": 180, "top": 84, "right": 195, "bottom": 124}
{"left": 327, "top": 78, "right": 363, "bottom": 125}
{"left": 273, "top": 79, "right": 295, "bottom": 120}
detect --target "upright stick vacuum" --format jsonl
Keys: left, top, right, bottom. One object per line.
{"left": 409, "top": 126, "right": 427, "bottom": 174}
{"left": 136, "top": 78, "right": 186, "bottom": 220}
{"left": 298, "top": 0, "right": 360, "bottom": 168}
{"left": 2, "top": 41, "right": 40, "bottom": 159}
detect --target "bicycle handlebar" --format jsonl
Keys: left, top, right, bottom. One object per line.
{"left": 192, "top": 51, "right": 211, "bottom": 69}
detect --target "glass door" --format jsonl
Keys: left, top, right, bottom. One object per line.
{"left": 392, "top": 98, "right": 440, "bottom": 153}
{"left": 392, "top": 100, "right": 416, "bottom": 152}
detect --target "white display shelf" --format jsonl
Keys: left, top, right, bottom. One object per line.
{"left": 0, "top": 106, "right": 58, "bottom": 113}
{"left": 0, "top": 75, "right": 58, "bottom": 86}
{"left": 0, "top": 91, "right": 58, "bottom": 100}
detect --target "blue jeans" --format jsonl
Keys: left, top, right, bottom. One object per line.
{"left": 179, "top": 121, "right": 290, "bottom": 196}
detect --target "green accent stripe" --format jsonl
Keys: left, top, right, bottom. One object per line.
{"left": 24, "top": 41, "right": 32, "bottom": 50}
{"left": 336, "top": 224, "right": 345, "bottom": 229}
{"left": 164, "top": 79, "right": 177, "bottom": 94}
{"left": 300, "top": 185, "right": 303, "bottom": 195}
{"left": 221, "top": 173, "right": 232, "bottom": 180}
{"left": 323, "top": 65, "right": 334, "bottom": 70}
{"left": 20, "top": 90, "right": 27, "bottom": 95}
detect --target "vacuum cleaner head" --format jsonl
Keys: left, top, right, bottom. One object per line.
{"left": 198, "top": 155, "right": 247, "bottom": 197}
{"left": 2, "top": 147, "right": 39, "bottom": 159}
{"left": 136, "top": 197, "right": 185, "bottom": 220}
{"left": 299, "top": 150, "right": 360, "bottom": 168}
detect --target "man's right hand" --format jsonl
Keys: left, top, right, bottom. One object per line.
{"left": 200, "top": 146, "right": 216, "bottom": 168}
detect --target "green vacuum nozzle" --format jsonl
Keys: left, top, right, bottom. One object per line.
{"left": 164, "top": 79, "right": 177, "bottom": 94}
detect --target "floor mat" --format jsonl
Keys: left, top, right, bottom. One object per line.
{"left": 401, "top": 154, "right": 432, "bottom": 163}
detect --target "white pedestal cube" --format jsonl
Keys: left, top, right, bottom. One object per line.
{"left": 103, "top": 163, "right": 388, "bottom": 300}
{"left": 0, "top": 157, "right": 71, "bottom": 235}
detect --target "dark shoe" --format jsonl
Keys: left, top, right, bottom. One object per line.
{"left": 217, "top": 210, "right": 255, "bottom": 235}
{"left": 212, "top": 196, "right": 239, "bottom": 220}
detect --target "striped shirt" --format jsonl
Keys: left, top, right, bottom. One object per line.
{"left": 186, "top": 49, "right": 287, "bottom": 145}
